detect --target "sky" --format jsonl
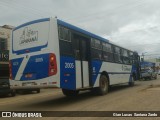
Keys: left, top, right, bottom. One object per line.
{"left": 0, "top": 0, "right": 160, "bottom": 58}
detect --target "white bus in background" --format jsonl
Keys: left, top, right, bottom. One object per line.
{"left": 10, "top": 18, "right": 140, "bottom": 96}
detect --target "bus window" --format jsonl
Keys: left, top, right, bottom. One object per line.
{"left": 102, "top": 42, "right": 114, "bottom": 62}
{"left": 91, "top": 38, "right": 102, "bottom": 60}
{"left": 102, "top": 42, "right": 112, "bottom": 52}
{"left": 129, "top": 52, "right": 133, "bottom": 64}
{"left": 114, "top": 46, "right": 122, "bottom": 63}
{"left": 91, "top": 38, "right": 102, "bottom": 49}
{"left": 58, "top": 26, "right": 71, "bottom": 42}
{"left": 58, "top": 26, "right": 73, "bottom": 56}
{"left": 122, "top": 49, "right": 130, "bottom": 64}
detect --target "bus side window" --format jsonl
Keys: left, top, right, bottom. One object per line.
{"left": 91, "top": 38, "right": 102, "bottom": 60}
{"left": 102, "top": 42, "right": 114, "bottom": 62}
{"left": 121, "top": 49, "right": 130, "bottom": 64}
{"left": 129, "top": 51, "right": 133, "bottom": 64}
{"left": 58, "top": 25, "right": 73, "bottom": 56}
{"left": 114, "top": 46, "right": 122, "bottom": 63}
{"left": 58, "top": 26, "right": 71, "bottom": 42}
{"left": 72, "top": 34, "right": 89, "bottom": 61}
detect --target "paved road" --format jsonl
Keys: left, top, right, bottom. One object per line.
{"left": 0, "top": 77, "right": 160, "bottom": 120}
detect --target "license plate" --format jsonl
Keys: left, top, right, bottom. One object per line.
{"left": 25, "top": 83, "right": 32, "bottom": 86}
{"left": 23, "top": 82, "right": 33, "bottom": 86}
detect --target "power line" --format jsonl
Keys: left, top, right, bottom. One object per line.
{"left": 65, "top": 1, "right": 140, "bottom": 20}
{"left": 120, "top": 42, "right": 160, "bottom": 47}
{"left": 112, "top": 25, "right": 160, "bottom": 36}
{"left": 144, "top": 54, "right": 160, "bottom": 56}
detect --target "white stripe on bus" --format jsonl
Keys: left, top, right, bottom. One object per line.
{"left": 15, "top": 56, "right": 30, "bottom": 80}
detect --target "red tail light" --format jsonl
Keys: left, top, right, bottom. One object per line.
{"left": 49, "top": 53, "right": 57, "bottom": 76}
{"left": 9, "top": 61, "right": 13, "bottom": 80}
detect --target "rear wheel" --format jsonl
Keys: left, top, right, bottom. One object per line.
{"left": 10, "top": 90, "right": 16, "bottom": 97}
{"left": 153, "top": 74, "right": 157, "bottom": 80}
{"left": 155, "top": 75, "right": 157, "bottom": 79}
{"left": 62, "top": 89, "right": 79, "bottom": 97}
{"left": 149, "top": 75, "right": 152, "bottom": 80}
{"left": 94, "top": 75, "right": 109, "bottom": 95}
{"left": 36, "top": 89, "right": 40, "bottom": 93}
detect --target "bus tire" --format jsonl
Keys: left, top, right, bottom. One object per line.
{"left": 62, "top": 89, "right": 79, "bottom": 97}
{"left": 149, "top": 76, "right": 152, "bottom": 80}
{"left": 155, "top": 75, "right": 157, "bottom": 80}
{"left": 36, "top": 89, "right": 40, "bottom": 93}
{"left": 95, "top": 74, "right": 109, "bottom": 95}
{"left": 10, "top": 90, "right": 16, "bottom": 97}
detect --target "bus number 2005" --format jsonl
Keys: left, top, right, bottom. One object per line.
{"left": 65, "top": 62, "right": 74, "bottom": 69}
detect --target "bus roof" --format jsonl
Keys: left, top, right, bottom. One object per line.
{"left": 57, "top": 19, "right": 109, "bottom": 43}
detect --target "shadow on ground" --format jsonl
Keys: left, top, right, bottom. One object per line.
{"left": 20, "top": 83, "right": 139, "bottom": 110}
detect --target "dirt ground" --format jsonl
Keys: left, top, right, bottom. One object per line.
{"left": 0, "top": 77, "right": 160, "bottom": 120}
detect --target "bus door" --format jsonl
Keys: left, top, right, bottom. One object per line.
{"left": 133, "top": 52, "right": 141, "bottom": 80}
{"left": 74, "top": 34, "right": 90, "bottom": 88}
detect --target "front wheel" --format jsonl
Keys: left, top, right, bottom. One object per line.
{"left": 62, "top": 89, "right": 79, "bottom": 97}
{"left": 10, "top": 90, "right": 16, "bottom": 97}
{"left": 153, "top": 74, "right": 157, "bottom": 80}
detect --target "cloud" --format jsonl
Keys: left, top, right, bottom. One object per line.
{"left": 1, "top": 0, "right": 160, "bottom": 58}
{"left": 108, "top": 12, "right": 160, "bottom": 55}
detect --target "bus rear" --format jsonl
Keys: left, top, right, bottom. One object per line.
{"left": 10, "top": 18, "right": 60, "bottom": 89}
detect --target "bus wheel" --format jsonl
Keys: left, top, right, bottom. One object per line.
{"left": 95, "top": 75, "right": 109, "bottom": 95}
{"left": 129, "top": 75, "right": 135, "bottom": 86}
{"left": 62, "top": 89, "right": 79, "bottom": 97}
{"left": 10, "top": 90, "right": 16, "bottom": 97}
{"left": 36, "top": 89, "right": 40, "bottom": 93}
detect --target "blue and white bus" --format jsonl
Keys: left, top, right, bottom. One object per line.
{"left": 10, "top": 18, "right": 140, "bottom": 96}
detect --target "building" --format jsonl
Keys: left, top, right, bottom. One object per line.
{"left": 0, "top": 25, "right": 14, "bottom": 77}
{"left": 0, "top": 25, "right": 14, "bottom": 51}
